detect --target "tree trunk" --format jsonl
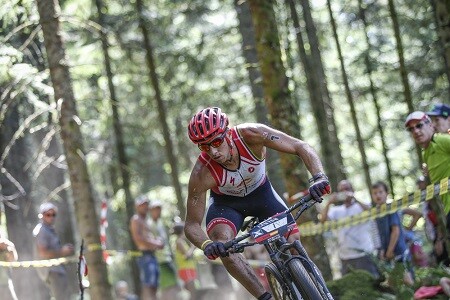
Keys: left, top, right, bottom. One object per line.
{"left": 326, "top": 0, "right": 373, "bottom": 195}
{"left": 35, "top": 0, "right": 112, "bottom": 298}
{"left": 289, "top": 0, "right": 346, "bottom": 191}
{"left": 94, "top": 0, "right": 141, "bottom": 293}
{"left": 247, "top": 0, "right": 332, "bottom": 280}
{"left": 233, "top": 0, "right": 286, "bottom": 194}
{"left": 387, "top": 0, "right": 423, "bottom": 165}
{"left": 432, "top": 0, "right": 450, "bottom": 98}
{"left": 135, "top": 0, "right": 185, "bottom": 218}
{"left": 358, "top": 0, "right": 395, "bottom": 196}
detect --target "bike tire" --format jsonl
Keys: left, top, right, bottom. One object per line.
{"left": 292, "top": 241, "right": 333, "bottom": 300}
{"left": 287, "top": 258, "right": 323, "bottom": 300}
{"left": 265, "top": 263, "right": 299, "bottom": 300}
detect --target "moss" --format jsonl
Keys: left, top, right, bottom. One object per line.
{"left": 327, "top": 270, "right": 384, "bottom": 299}
{"left": 327, "top": 266, "right": 450, "bottom": 300}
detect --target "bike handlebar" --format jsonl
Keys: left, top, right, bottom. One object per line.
{"left": 223, "top": 193, "right": 320, "bottom": 252}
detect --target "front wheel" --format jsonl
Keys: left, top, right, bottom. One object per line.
{"left": 287, "top": 258, "right": 323, "bottom": 300}
{"left": 265, "top": 263, "right": 300, "bottom": 300}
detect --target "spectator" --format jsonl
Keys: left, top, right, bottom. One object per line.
{"left": 405, "top": 111, "right": 450, "bottom": 260}
{"left": 114, "top": 280, "right": 138, "bottom": 300}
{"left": 129, "top": 195, "right": 164, "bottom": 300}
{"left": 173, "top": 222, "right": 198, "bottom": 300}
{"left": 426, "top": 103, "right": 450, "bottom": 133}
{"left": 401, "top": 208, "right": 428, "bottom": 267}
{"left": 32, "top": 202, "right": 74, "bottom": 300}
{"left": 0, "top": 234, "right": 18, "bottom": 300}
{"left": 320, "top": 179, "right": 379, "bottom": 278}
{"left": 148, "top": 200, "right": 181, "bottom": 299}
{"left": 418, "top": 175, "right": 449, "bottom": 266}
{"left": 371, "top": 181, "right": 414, "bottom": 286}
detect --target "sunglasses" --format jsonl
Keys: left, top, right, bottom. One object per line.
{"left": 198, "top": 131, "right": 228, "bottom": 152}
{"left": 406, "top": 121, "right": 428, "bottom": 132}
{"left": 44, "top": 213, "right": 57, "bottom": 217}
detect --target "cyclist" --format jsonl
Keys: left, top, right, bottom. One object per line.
{"left": 184, "top": 107, "right": 331, "bottom": 300}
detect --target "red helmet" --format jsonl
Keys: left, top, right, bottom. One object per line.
{"left": 188, "top": 107, "right": 229, "bottom": 143}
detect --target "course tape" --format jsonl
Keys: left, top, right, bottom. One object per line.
{"left": 0, "top": 256, "right": 78, "bottom": 268}
{"left": 0, "top": 248, "right": 145, "bottom": 268}
{"left": 2, "top": 178, "right": 447, "bottom": 268}
{"left": 298, "top": 177, "right": 450, "bottom": 237}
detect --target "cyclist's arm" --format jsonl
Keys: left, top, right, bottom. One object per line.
{"left": 185, "top": 160, "right": 216, "bottom": 250}
{"left": 238, "top": 123, "right": 324, "bottom": 176}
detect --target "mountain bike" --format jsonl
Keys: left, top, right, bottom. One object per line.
{"left": 224, "top": 194, "right": 334, "bottom": 300}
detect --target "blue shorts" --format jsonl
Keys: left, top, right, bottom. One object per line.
{"left": 137, "top": 253, "right": 159, "bottom": 288}
{"left": 206, "top": 180, "right": 297, "bottom": 236}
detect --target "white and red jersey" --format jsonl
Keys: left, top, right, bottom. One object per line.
{"left": 198, "top": 127, "right": 267, "bottom": 197}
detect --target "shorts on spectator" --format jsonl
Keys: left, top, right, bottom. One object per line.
{"left": 178, "top": 268, "right": 197, "bottom": 283}
{"left": 137, "top": 253, "right": 159, "bottom": 288}
{"left": 159, "top": 262, "right": 178, "bottom": 289}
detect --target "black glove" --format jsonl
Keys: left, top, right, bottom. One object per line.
{"left": 203, "top": 241, "right": 229, "bottom": 260}
{"left": 309, "top": 172, "right": 331, "bottom": 200}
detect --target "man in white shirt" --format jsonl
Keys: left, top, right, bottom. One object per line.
{"left": 321, "top": 180, "right": 379, "bottom": 278}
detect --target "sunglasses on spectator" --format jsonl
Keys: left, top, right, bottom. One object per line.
{"left": 44, "top": 213, "right": 57, "bottom": 217}
{"left": 406, "top": 121, "right": 429, "bottom": 132}
{"left": 198, "top": 130, "right": 228, "bottom": 152}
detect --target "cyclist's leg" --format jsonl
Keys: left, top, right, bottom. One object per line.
{"left": 209, "top": 224, "right": 267, "bottom": 298}
{"left": 205, "top": 205, "right": 268, "bottom": 298}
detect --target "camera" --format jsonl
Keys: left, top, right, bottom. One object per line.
{"left": 334, "top": 192, "right": 347, "bottom": 204}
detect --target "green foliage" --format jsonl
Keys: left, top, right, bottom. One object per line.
{"left": 326, "top": 266, "right": 450, "bottom": 300}
{"left": 326, "top": 270, "right": 385, "bottom": 299}
{"left": 415, "top": 266, "right": 450, "bottom": 287}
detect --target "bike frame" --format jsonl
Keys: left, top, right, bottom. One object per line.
{"left": 224, "top": 194, "right": 333, "bottom": 300}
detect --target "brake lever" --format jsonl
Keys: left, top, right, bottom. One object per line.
{"left": 241, "top": 217, "right": 259, "bottom": 232}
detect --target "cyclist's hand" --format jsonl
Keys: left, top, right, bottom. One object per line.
{"left": 203, "top": 241, "right": 229, "bottom": 260}
{"left": 309, "top": 173, "right": 331, "bottom": 201}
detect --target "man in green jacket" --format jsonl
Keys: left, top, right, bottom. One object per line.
{"left": 405, "top": 111, "right": 450, "bottom": 264}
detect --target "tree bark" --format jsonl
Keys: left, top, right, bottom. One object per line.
{"left": 387, "top": 0, "right": 423, "bottom": 165}
{"left": 247, "top": 0, "right": 332, "bottom": 279}
{"left": 326, "top": 0, "right": 373, "bottom": 196}
{"left": 135, "top": 0, "right": 185, "bottom": 218}
{"left": 358, "top": 0, "right": 395, "bottom": 196}
{"left": 289, "top": 0, "right": 346, "bottom": 191}
{"left": 94, "top": 0, "right": 141, "bottom": 292}
{"left": 432, "top": 0, "right": 450, "bottom": 99}
{"left": 233, "top": 0, "right": 286, "bottom": 194}
{"left": 36, "top": 0, "right": 112, "bottom": 298}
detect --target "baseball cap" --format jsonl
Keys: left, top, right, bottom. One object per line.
{"left": 404, "top": 111, "right": 430, "bottom": 127}
{"left": 135, "top": 195, "right": 149, "bottom": 206}
{"left": 426, "top": 103, "right": 450, "bottom": 118}
{"left": 39, "top": 202, "right": 58, "bottom": 214}
{"left": 149, "top": 199, "right": 162, "bottom": 209}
